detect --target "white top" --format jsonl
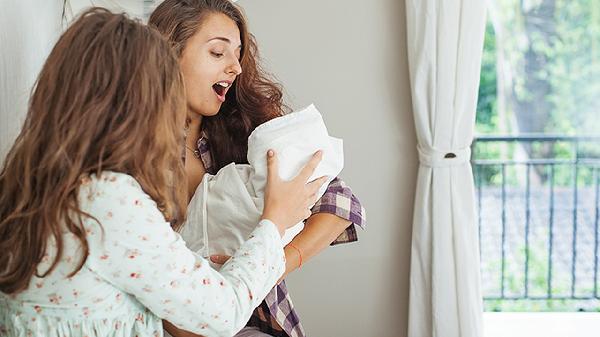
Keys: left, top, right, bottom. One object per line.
{"left": 0, "top": 171, "right": 285, "bottom": 337}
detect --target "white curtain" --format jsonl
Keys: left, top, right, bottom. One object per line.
{"left": 405, "top": 1, "right": 487, "bottom": 337}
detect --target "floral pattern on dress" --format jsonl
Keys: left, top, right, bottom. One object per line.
{"left": 0, "top": 171, "right": 286, "bottom": 337}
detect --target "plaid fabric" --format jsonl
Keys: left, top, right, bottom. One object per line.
{"left": 196, "top": 136, "right": 366, "bottom": 337}
{"left": 312, "top": 177, "right": 366, "bottom": 245}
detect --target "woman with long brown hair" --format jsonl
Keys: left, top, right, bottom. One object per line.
{"left": 149, "top": 1, "right": 366, "bottom": 336}
{"left": 0, "top": 8, "right": 326, "bottom": 337}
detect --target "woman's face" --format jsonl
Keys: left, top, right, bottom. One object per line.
{"left": 180, "top": 13, "right": 242, "bottom": 118}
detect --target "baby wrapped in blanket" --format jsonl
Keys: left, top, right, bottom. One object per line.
{"left": 180, "top": 104, "right": 344, "bottom": 266}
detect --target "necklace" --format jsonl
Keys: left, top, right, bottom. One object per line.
{"left": 185, "top": 144, "right": 201, "bottom": 159}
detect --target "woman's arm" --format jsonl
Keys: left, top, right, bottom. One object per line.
{"left": 282, "top": 176, "right": 365, "bottom": 277}
{"left": 209, "top": 213, "right": 352, "bottom": 283}
{"left": 85, "top": 173, "right": 285, "bottom": 337}
{"left": 92, "top": 152, "right": 325, "bottom": 337}
{"left": 281, "top": 213, "right": 350, "bottom": 279}
{"left": 211, "top": 177, "right": 365, "bottom": 278}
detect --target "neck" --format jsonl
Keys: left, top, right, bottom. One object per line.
{"left": 186, "top": 113, "right": 203, "bottom": 147}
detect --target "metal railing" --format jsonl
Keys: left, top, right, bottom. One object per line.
{"left": 472, "top": 135, "right": 600, "bottom": 310}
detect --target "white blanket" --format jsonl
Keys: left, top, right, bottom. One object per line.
{"left": 181, "top": 104, "right": 344, "bottom": 264}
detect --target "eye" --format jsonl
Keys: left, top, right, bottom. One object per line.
{"left": 211, "top": 52, "right": 224, "bottom": 58}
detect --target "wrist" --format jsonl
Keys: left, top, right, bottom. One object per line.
{"left": 260, "top": 214, "right": 286, "bottom": 237}
{"left": 285, "top": 243, "right": 303, "bottom": 270}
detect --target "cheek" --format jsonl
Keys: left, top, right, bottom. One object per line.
{"left": 180, "top": 56, "right": 220, "bottom": 112}
{"left": 181, "top": 54, "right": 212, "bottom": 84}
{"left": 183, "top": 65, "right": 209, "bottom": 99}
{"left": 183, "top": 64, "right": 207, "bottom": 87}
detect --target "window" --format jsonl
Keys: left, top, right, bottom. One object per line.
{"left": 474, "top": 0, "right": 600, "bottom": 313}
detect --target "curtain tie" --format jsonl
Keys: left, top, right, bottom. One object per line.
{"left": 417, "top": 145, "right": 471, "bottom": 168}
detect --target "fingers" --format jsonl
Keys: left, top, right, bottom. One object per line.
{"left": 297, "top": 150, "right": 323, "bottom": 182}
{"left": 266, "top": 149, "right": 280, "bottom": 184}
{"left": 308, "top": 192, "right": 319, "bottom": 206}
{"left": 210, "top": 254, "right": 231, "bottom": 265}
{"left": 306, "top": 175, "right": 328, "bottom": 195}
{"left": 303, "top": 209, "right": 312, "bottom": 220}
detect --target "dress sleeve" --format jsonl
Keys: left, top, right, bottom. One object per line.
{"left": 83, "top": 173, "right": 285, "bottom": 337}
{"left": 310, "top": 177, "right": 366, "bottom": 245}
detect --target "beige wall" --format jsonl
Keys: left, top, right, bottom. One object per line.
{"left": 241, "top": 1, "right": 417, "bottom": 336}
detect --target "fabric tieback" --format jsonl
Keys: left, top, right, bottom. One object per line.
{"left": 417, "top": 145, "right": 471, "bottom": 168}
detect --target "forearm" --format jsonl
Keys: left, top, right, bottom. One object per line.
{"left": 164, "top": 216, "right": 351, "bottom": 335}
{"left": 280, "top": 213, "right": 351, "bottom": 280}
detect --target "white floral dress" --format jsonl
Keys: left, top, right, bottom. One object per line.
{"left": 0, "top": 172, "right": 285, "bottom": 337}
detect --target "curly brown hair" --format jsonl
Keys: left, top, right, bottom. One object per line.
{"left": 149, "top": 0, "right": 288, "bottom": 171}
{"left": 0, "top": 8, "right": 188, "bottom": 294}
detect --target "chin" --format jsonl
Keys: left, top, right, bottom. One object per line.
{"left": 192, "top": 104, "right": 221, "bottom": 118}
{"left": 205, "top": 105, "right": 221, "bottom": 117}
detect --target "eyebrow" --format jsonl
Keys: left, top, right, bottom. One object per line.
{"left": 207, "top": 37, "right": 242, "bottom": 49}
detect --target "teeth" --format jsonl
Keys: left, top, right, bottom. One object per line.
{"left": 216, "top": 82, "right": 229, "bottom": 88}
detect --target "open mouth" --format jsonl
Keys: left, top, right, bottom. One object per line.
{"left": 212, "top": 81, "right": 231, "bottom": 102}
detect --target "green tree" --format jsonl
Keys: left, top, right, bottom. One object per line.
{"left": 480, "top": 0, "right": 600, "bottom": 137}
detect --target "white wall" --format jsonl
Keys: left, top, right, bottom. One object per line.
{"left": 65, "top": 0, "right": 146, "bottom": 21}
{"left": 0, "top": 0, "right": 155, "bottom": 160}
{"left": 240, "top": 1, "right": 417, "bottom": 336}
{"left": 0, "top": 0, "right": 63, "bottom": 160}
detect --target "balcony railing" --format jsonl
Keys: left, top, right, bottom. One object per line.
{"left": 472, "top": 135, "right": 600, "bottom": 311}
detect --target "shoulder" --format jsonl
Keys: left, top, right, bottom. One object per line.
{"left": 77, "top": 172, "right": 169, "bottom": 239}
{"left": 79, "top": 171, "right": 142, "bottom": 195}
{"left": 78, "top": 171, "right": 156, "bottom": 212}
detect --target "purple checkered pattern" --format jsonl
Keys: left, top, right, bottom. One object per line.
{"left": 196, "top": 136, "right": 366, "bottom": 337}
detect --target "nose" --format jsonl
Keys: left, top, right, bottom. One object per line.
{"left": 227, "top": 57, "right": 242, "bottom": 76}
